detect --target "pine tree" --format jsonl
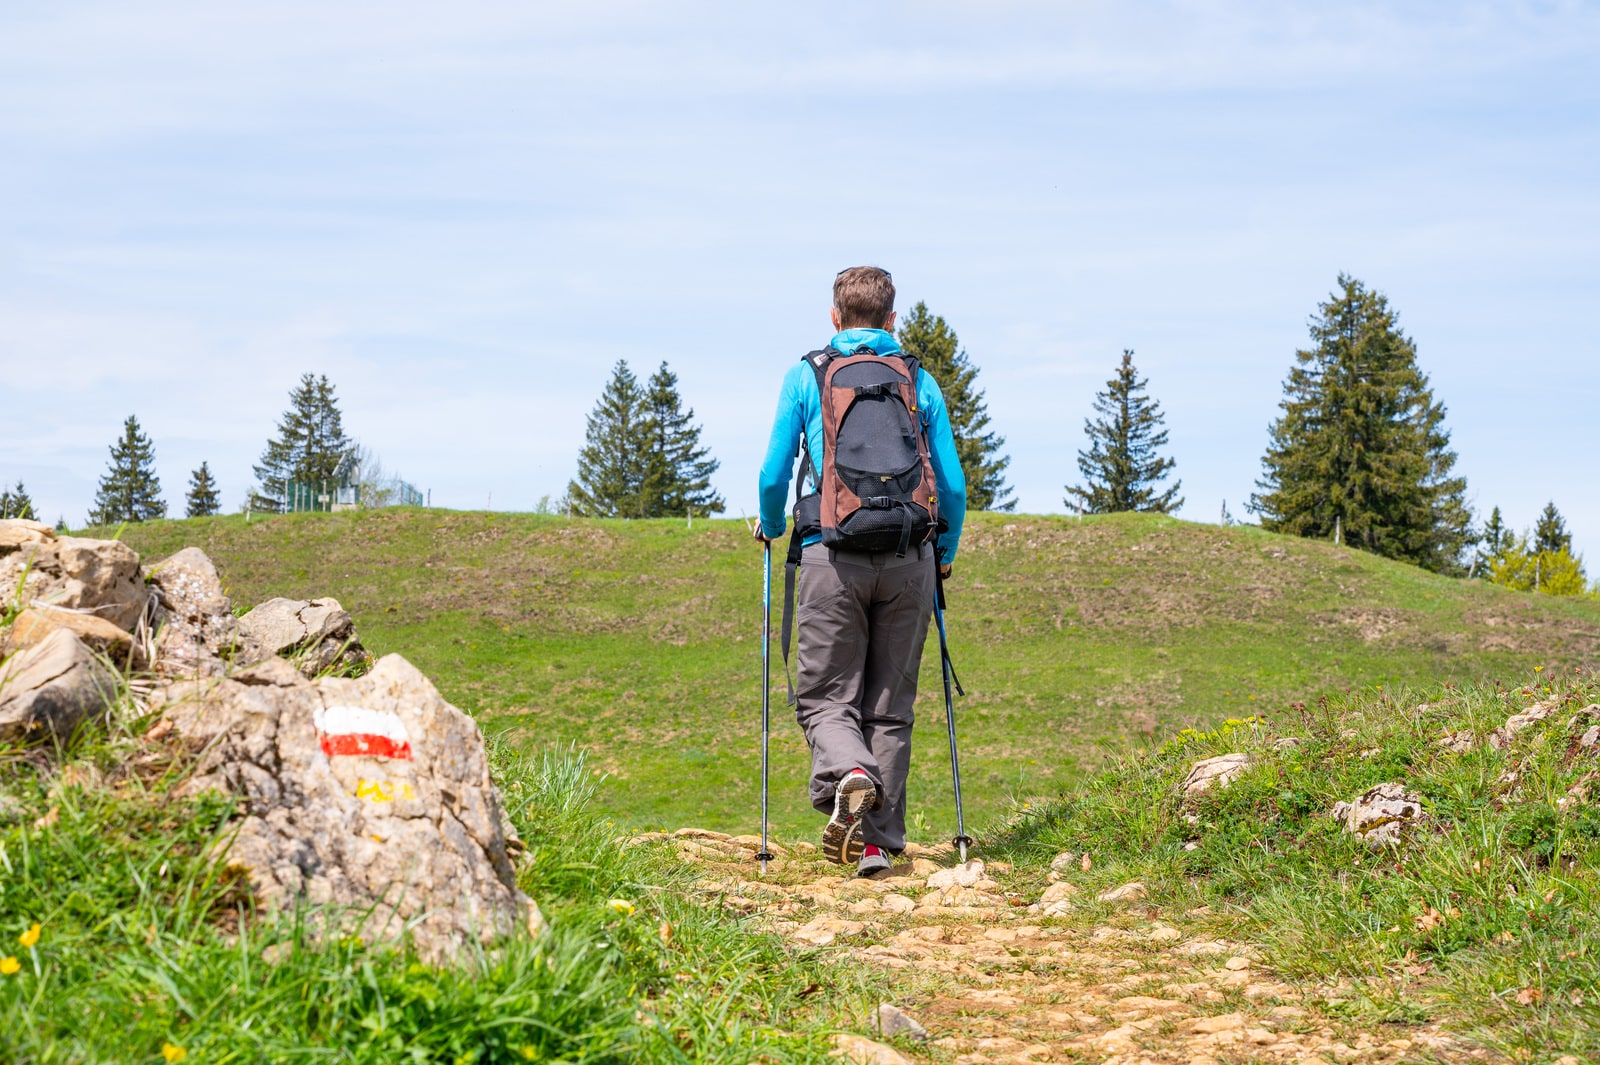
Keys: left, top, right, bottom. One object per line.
{"left": 1533, "top": 502, "right": 1572, "bottom": 554}
{"left": 896, "top": 302, "right": 1014, "bottom": 511}
{"left": 1481, "top": 506, "right": 1509, "bottom": 556}
{"left": 1065, "top": 350, "right": 1183, "bottom": 514}
{"left": 1249, "top": 275, "right": 1471, "bottom": 573}
{"left": 90, "top": 415, "right": 167, "bottom": 524}
{"left": 0, "top": 480, "right": 34, "bottom": 520}
{"left": 54, "top": 516, "right": 69, "bottom": 534}
{"left": 186, "top": 461, "right": 221, "bottom": 518}
{"left": 641, "top": 362, "right": 724, "bottom": 518}
{"left": 567, "top": 361, "right": 653, "bottom": 518}
{"left": 251, "top": 373, "right": 352, "bottom": 512}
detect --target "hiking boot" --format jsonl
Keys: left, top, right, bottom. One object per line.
{"left": 821, "top": 769, "right": 877, "bottom": 864}
{"left": 857, "top": 843, "right": 891, "bottom": 877}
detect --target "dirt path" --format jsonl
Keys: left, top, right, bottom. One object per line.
{"left": 644, "top": 829, "right": 1505, "bottom": 1065}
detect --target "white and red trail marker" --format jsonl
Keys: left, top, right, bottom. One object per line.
{"left": 314, "top": 704, "right": 414, "bottom": 760}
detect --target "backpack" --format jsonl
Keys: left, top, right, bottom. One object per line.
{"left": 780, "top": 345, "right": 942, "bottom": 700}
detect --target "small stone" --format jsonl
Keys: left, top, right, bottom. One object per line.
{"left": 1272, "top": 736, "right": 1304, "bottom": 750}
{"left": 908, "top": 857, "right": 938, "bottom": 876}
{"left": 1436, "top": 729, "right": 1475, "bottom": 754}
{"left": 791, "top": 916, "right": 864, "bottom": 947}
{"left": 1097, "top": 881, "right": 1148, "bottom": 904}
{"left": 875, "top": 1003, "right": 929, "bottom": 1042}
{"left": 0, "top": 628, "right": 118, "bottom": 744}
{"left": 879, "top": 894, "right": 916, "bottom": 914}
{"left": 1148, "top": 925, "right": 1183, "bottom": 943}
{"left": 1223, "top": 955, "right": 1251, "bottom": 970}
{"left": 926, "top": 860, "right": 984, "bottom": 890}
{"left": 1049, "top": 851, "right": 1077, "bottom": 873}
{"left": 1184, "top": 1012, "right": 1246, "bottom": 1034}
{"left": 1180, "top": 754, "right": 1251, "bottom": 797}
{"left": 829, "top": 1033, "right": 914, "bottom": 1065}
{"left": 1330, "top": 782, "right": 1425, "bottom": 847}
{"left": 1039, "top": 881, "right": 1079, "bottom": 904}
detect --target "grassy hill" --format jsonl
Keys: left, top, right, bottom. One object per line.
{"left": 116, "top": 510, "right": 1600, "bottom": 843}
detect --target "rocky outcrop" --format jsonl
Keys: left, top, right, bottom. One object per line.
{"left": 0, "top": 628, "right": 118, "bottom": 743}
{"left": 0, "top": 531, "right": 150, "bottom": 631}
{"left": 155, "top": 653, "right": 540, "bottom": 963}
{"left": 0, "top": 518, "right": 54, "bottom": 555}
{"left": 1331, "top": 782, "right": 1424, "bottom": 846}
{"left": 237, "top": 597, "right": 368, "bottom": 677}
{"left": 146, "top": 547, "right": 238, "bottom": 676}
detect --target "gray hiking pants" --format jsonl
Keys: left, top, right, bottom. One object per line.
{"left": 794, "top": 540, "right": 936, "bottom": 854}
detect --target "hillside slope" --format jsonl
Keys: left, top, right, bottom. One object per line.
{"left": 116, "top": 510, "right": 1600, "bottom": 838}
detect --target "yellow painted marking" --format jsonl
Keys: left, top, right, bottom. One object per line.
{"left": 354, "top": 779, "right": 417, "bottom": 803}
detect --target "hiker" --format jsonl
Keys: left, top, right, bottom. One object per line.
{"left": 756, "top": 265, "right": 966, "bottom": 876}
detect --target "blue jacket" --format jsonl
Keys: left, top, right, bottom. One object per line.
{"left": 758, "top": 328, "right": 967, "bottom": 561}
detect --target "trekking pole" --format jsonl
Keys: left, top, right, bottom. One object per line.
{"left": 757, "top": 540, "right": 775, "bottom": 874}
{"left": 933, "top": 566, "right": 973, "bottom": 863}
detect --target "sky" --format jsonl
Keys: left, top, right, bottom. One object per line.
{"left": 3, "top": 1, "right": 1597, "bottom": 561}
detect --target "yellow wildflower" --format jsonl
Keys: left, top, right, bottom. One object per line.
{"left": 0, "top": 956, "right": 19, "bottom": 975}
{"left": 162, "top": 1044, "right": 187, "bottom": 1063}
{"left": 606, "top": 899, "right": 637, "bottom": 916}
{"left": 19, "top": 923, "right": 40, "bottom": 948}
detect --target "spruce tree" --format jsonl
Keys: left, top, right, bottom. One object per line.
{"left": 641, "top": 362, "right": 724, "bottom": 518}
{"left": 54, "top": 516, "right": 69, "bottom": 534}
{"left": 251, "top": 373, "right": 352, "bottom": 512}
{"left": 186, "top": 461, "right": 222, "bottom": 518}
{"left": 567, "top": 361, "right": 653, "bottom": 518}
{"left": 0, "top": 480, "right": 34, "bottom": 520}
{"left": 1249, "top": 275, "right": 1471, "bottom": 573}
{"left": 1481, "top": 506, "right": 1509, "bottom": 556}
{"left": 897, "top": 302, "right": 1014, "bottom": 511}
{"left": 90, "top": 415, "right": 167, "bottom": 524}
{"left": 1065, "top": 350, "right": 1183, "bottom": 514}
{"left": 1533, "top": 502, "right": 1572, "bottom": 554}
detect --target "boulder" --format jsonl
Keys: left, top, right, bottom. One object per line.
{"left": 0, "top": 628, "right": 118, "bottom": 743}
{"left": 1331, "top": 782, "right": 1424, "bottom": 846}
{"left": 0, "top": 535, "right": 149, "bottom": 632}
{"left": 146, "top": 548, "right": 238, "bottom": 676}
{"left": 237, "top": 597, "right": 369, "bottom": 677}
{"left": 155, "top": 653, "right": 540, "bottom": 963}
{"left": 0, "top": 518, "right": 55, "bottom": 555}
{"left": 1180, "top": 753, "right": 1251, "bottom": 797}
{"left": 4, "top": 606, "right": 143, "bottom": 671}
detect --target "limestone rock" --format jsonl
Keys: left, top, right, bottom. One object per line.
{"left": 1097, "top": 881, "right": 1148, "bottom": 904}
{"left": 926, "top": 859, "right": 985, "bottom": 890}
{"left": 1048, "top": 851, "right": 1078, "bottom": 873}
{"left": 876, "top": 1002, "right": 929, "bottom": 1042}
{"left": 146, "top": 548, "right": 238, "bottom": 676}
{"left": 0, "top": 628, "right": 118, "bottom": 743}
{"left": 0, "top": 518, "right": 54, "bottom": 555}
{"left": 1489, "top": 698, "right": 1559, "bottom": 750}
{"left": 830, "top": 1034, "right": 913, "bottom": 1065}
{"left": 0, "top": 535, "right": 149, "bottom": 632}
{"left": 1436, "top": 730, "right": 1475, "bottom": 754}
{"left": 1331, "top": 782, "right": 1424, "bottom": 846}
{"left": 156, "top": 653, "right": 539, "bottom": 963}
{"left": 791, "top": 915, "right": 864, "bottom": 946}
{"left": 5, "top": 607, "right": 142, "bottom": 671}
{"left": 237, "top": 596, "right": 369, "bottom": 677}
{"left": 1272, "top": 736, "right": 1304, "bottom": 751}
{"left": 1181, "top": 753, "right": 1251, "bottom": 797}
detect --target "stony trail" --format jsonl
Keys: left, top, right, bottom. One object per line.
{"left": 638, "top": 828, "right": 1510, "bottom": 1065}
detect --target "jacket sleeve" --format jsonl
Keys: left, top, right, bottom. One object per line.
{"left": 920, "top": 370, "right": 966, "bottom": 562}
{"left": 757, "top": 363, "right": 808, "bottom": 538}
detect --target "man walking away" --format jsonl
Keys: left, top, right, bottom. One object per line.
{"left": 757, "top": 265, "right": 966, "bottom": 876}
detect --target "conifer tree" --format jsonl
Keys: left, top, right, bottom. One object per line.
{"left": 251, "top": 373, "right": 352, "bottom": 512}
{"left": 567, "top": 361, "right": 653, "bottom": 518}
{"left": 90, "top": 415, "right": 167, "bottom": 524}
{"left": 1481, "top": 506, "right": 1509, "bottom": 556}
{"left": 1065, "top": 350, "right": 1183, "bottom": 514}
{"left": 1249, "top": 275, "right": 1471, "bottom": 573}
{"left": 54, "top": 516, "right": 69, "bottom": 534}
{"left": 1533, "top": 502, "right": 1572, "bottom": 555}
{"left": 897, "top": 302, "right": 1014, "bottom": 511}
{"left": 641, "top": 362, "right": 724, "bottom": 517}
{"left": 0, "top": 480, "right": 34, "bottom": 520}
{"left": 186, "top": 461, "right": 221, "bottom": 518}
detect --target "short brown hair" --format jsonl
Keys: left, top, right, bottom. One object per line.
{"left": 832, "top": 266, "right": 896, "bottom": 328}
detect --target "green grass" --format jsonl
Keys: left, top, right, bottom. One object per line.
{"left": 983, "top": 666, "right": 1600, "bottom": 1058}
{"left": 0, "top": 735, "right": 888, "bottom": 1063}
{"left": 111, "top": 509, "right": 1600, "bottom": 841}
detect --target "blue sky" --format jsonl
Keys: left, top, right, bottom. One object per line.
{"left": 3, "top": 2, "right": 1597, "bottom": 561}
